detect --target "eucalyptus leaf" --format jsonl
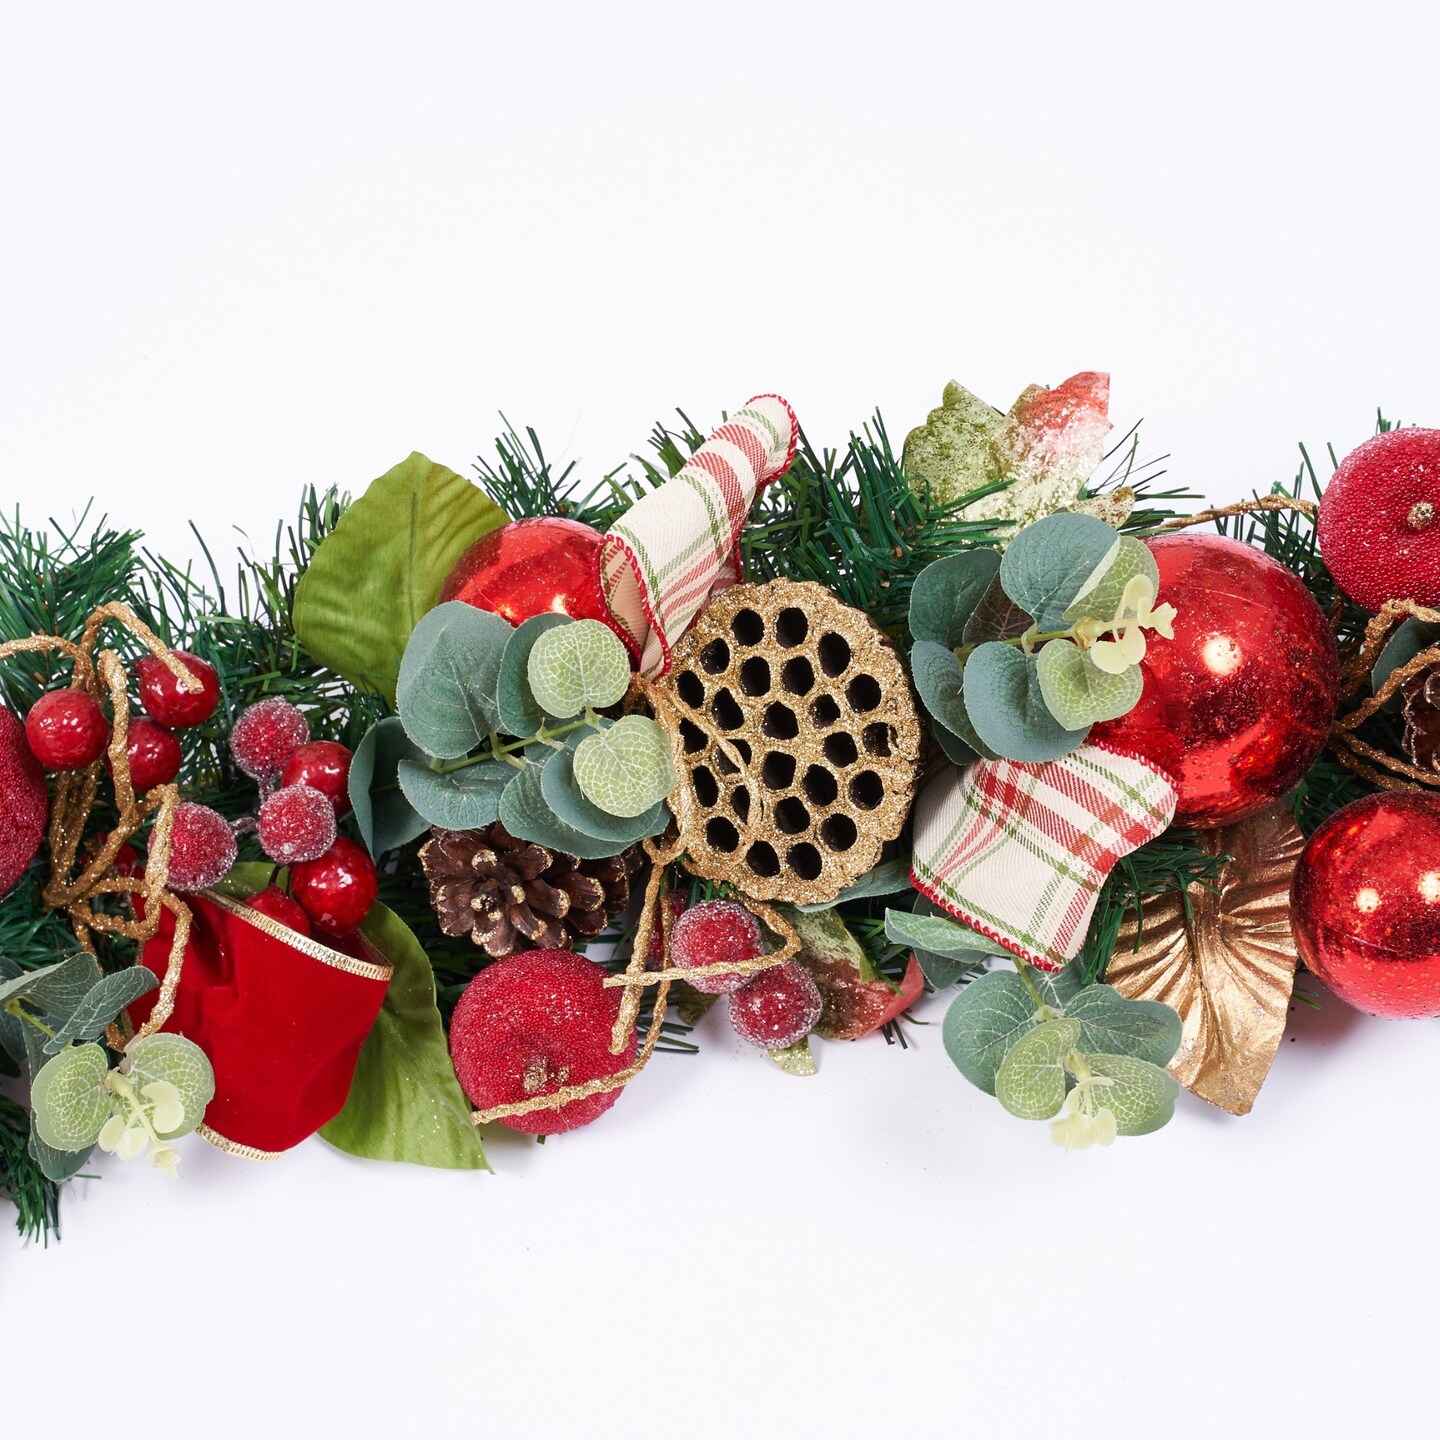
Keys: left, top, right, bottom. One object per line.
{"left": 292, "top": 451, "right": 508, "bottom": 706}
{"left": 797, "top": 857, "right": 914, "bottom": 912}
{"left": 397, "top": 756, "right": 513, "bottom": 831}
{"left": 349, "top": 716, "right": 431, "bottom": 858}
{"left": 0, "top": 959, "right": 65, "bottom": 1011}
{"left": 527, "top": 619, "right": 632, "bottom": 720}
{"left": 498, "top": 757, "right": 641, "bottom": 860}
{"left": 998, "top": 512, "right": 1120, "bottom": 632}
{"left": 396, "top": 601, "right": 513, "bottom": 759}
{"left": 29, "top": 952, "right": 105, "bottom": 1026}
{"left": 963, "top": 643, "right": 1089, "bottom": 762}
{"left": 29, "top": 1126, "right": 94, "bottom": 1184}
{"left": 942, "top": 970, "right": 1041, "bottom": 1095}
{"left": 1064, "top": 534, "right": 1159, "bottom": 622}
{"left": 44, "top": 968, "right": 158, "bottom": 1054}
{"left": 30, "top": 1043, "right": 114, "bottom": 1151}
{"left": 994, "top": 1017, "right": 1082, "bottom": 1120}
{"left": 884, "top": 907, "right": 1012, "bottom": 960}
{"left": 540, "top": 741, "right": 669, "bottom": 850}
{"left": 909, "top": 550, "right": 1002, "bottom": 648}
{"left": 930, "top": 719, "right": 979, "bottom": 768}
{"left": 1372, "top": 617, "right": 1440, "bottom": 711}
{"left": 124, "top": 1034, "right": 215, "bottom": 1139}
{"left": 572, "top": 715, "right": 676, "bottom": 818}
{"left": 910, "top": 640, "right": 995, "bottom": 758}
{"left": 963, "top": 571, "right": 1035, "bottom": 646}
{"left": 1062, "top": 985, "right": 1182, "bottom": 1068}
{"left": 497, "top": 613, "right": 571, "bottom": 735}
{"left": 1081, "top": 1053, "right": 1180, "bottom": 1135}
{"left": 320, "top": 900, "right": 489, "bottom": 1170}
{"left": 1035, "top": 639, "right": 1143, "bottom": 729}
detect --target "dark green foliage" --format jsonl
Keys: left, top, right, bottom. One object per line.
{"left": 0, "top": 1093, "right": 60, "bottom": 1243}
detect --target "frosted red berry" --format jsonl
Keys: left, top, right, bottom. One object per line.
{"left": 280, "top": 741, "right": 353, "bottom": 817}
{"left": 25, "top": 689, "right": 109, "bottom": 770}
{"left": 257, "top": 783, "right": 337, "bottom": 864}
{"left": 668, "top": 899, "right": 764, "bottom": 994}
{"left": 449, "top": 948, "right": 638, "bottom": 1136}
{"left": 134, "top": 650, "right": 220, "bottom": 729}
{"left": 290, "top": 837, "right": 377, "bottom": 940}
{"left": 108, "top": 716, "right": 181, "bottom": 792}
{"left": 729, "top": 961, "right": 823, "bottom": 1050}
{"left": 0, "top": 707, "right": 48, "bottom": 898}
{"left": 1318, "top": 428, "right": 1440, "bottom": 611}
{"left": 229, "top": 698, "right": 310, "bottom": 782}
{"left": 246, "top": 884, "right": 313, "bottom": 937}
{"left": 165, "top": 802, "right": 237, "bottom": 892}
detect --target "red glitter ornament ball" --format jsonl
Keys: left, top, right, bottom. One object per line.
{"left": 166, "top": 802, "right": 237, "bottom": 892}
{"left": 729, "top": 961, "right": 823, "bottom": 1050}
{"left": 1291, "top": 792, "right": 1440, "bottom": 1018}
{"left": 449, "top": 948, "right": 638, "bottom": 1136}
{"left": 134, "top": 650, "right": 220, "bottom": 729}
{"left": 280, "top": 740, "right": 353, "bottom": 816}
{"left": 1318, "top": 428, "right": 1440, "bottom": 612}
{"left": 669, "top": 899, "right": 764, "bottom": 994}
{"left": 25, "top": 689, "right": 109, "bottom": 771}
{"left": 290, "top": 837, "right": 377, "bottom": 940}
{"left": 439, "top": 517, "right": 610, "bottom": 627}
{"left": 108, "top": 717, "right": 181, "bottom": 792}
{"left": 1090, "top": 534, "right": 1339, "bottom": 828}
{"left": 257, "top": 783, "right": 338, "bottom": 865}
{"left": 0, "top": 708, "right": 48, "bottom": 898}
{"left": 229, "top": 698, "right": 310, "bottom": 782}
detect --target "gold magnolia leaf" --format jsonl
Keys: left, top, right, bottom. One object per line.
{"left": 1106, "top": 803, "right": 1303, "bottom": 1116}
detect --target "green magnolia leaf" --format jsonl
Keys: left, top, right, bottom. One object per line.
{"left": 903, "top": 380, "right": 1007, "bottom": 507}
{"left": 1372, "top": 617, "right": 1440, "bottom": 712}
{"left": 396, "top": 601, "right": 513, "bottom": 759}
{"left": 397, "top": 757, "right": 512, "bottom": 831}
{"left": 1064, "top": 534, "right": 1159, "bottom": 623}
{"left": 942, "top": 970, "right": 1041, "bottom": 1094}
{"left": 998, "top": 512, "right": 1120, "bottom": 632}
{"left": 909, "top": 550, "right": 1002, "bottom": 648}
{"left": 910, "top": 640, "right": 995, "bottom": 759}
{"left": 963, "top": 643, "right": 1089, "bottom": 761}
{"left": 572, "top": 715, "right": 676, "bottom": 818}
{"left": 767, "top": 1037, "right": 818, "bottom": 1077}
{"left": 1081, "top": 1053, "right": 1180, "bottom": 1135}
{"left": 44, "top": 968, "right": 157, "bottom": 1054}
{"left": 963, "top": 571, "right": 1035, "bottom": 646}
{"left": 1062, "top": 985, "right": 1182, "bottom": 1068}
{"left": 994, "top": 1017, "right": 1082, "bottom": 1120}
{"left": 497, "top": 613, "right": 571, "bottom": 735}
{"left": 349, "top": 716, "right": 431, "bottom": 858}
{"left": 29, "top": 1125, "right": 94, "bottom": 1183}
{"left": 798, "top": 857, "right": 914, "bottom": 913}
{"left": 1035, "top": 639, "right": 1143, "bottom": 729}
{"left": 292, "top": 452, "right": 509, "bottom": 707}
{"left": 527, "top": 619, "right": 632, "bottom": 720}
{"left": 540, "top": 739, "right": 669, "bottom": 850}
{"left": 498, "top": 756, "right": 638, "bottom": 860}
{"left": 320, "top": 901, "right": 488, "bottom": 1170}
{"left": 123, "top": 1034, "right": 215, "bottom": 1139}
{"left": 30, "top": 1043, "right": 115, "bottom": 1151}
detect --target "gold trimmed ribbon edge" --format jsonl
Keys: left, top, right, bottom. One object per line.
{"left": 204, "top": 889, "right": 393, "bottom": 982}
{"left": 197, "top": 1124, "right": 284, "bottom": 1162}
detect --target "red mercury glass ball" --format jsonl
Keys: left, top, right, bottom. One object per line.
{"left": 439, "top": 517, "right": 610, "bottom": 627}
{"left": 1291, "top": 792, "right": 1440, "bottom": 1018}
{"left": 1090, "top": 534, "right": 1339, "bottom": 829}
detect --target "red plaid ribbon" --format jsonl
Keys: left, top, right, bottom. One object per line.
{"left": 910, "top": 744, "right": 1177, "bottom": 971}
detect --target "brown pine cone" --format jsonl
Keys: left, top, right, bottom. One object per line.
{"left": 419, "top": 822, "right": 643, "bottom": 958}
{"left": 1402, "top": 663, "right": 1440, "bottom": 772}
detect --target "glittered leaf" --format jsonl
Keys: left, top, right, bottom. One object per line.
{"left": 396, "top": 601, "right": 512, "bottom": 760}
{"left": 999, "top": 512, "right": 1120, "bottom": 633}
{"left": 963, "top": 643, "right": 1088, "bottom": 762}
{"left": 909, "top": 550, "right": 1002, "bottom": 648}
{"left": 43, "top": 967, "right": 157, "bottom": 1054}
{"left": 527, "top": 619, "right": 631, "bottom": 720}
{"left": 1081, "top": 1053, "right": 1179, "bottom": 1136}
{"left": 123, "top": 1034, "right": 215, "bottom": 1139}
{"left": 349, "top": 716, "right": 431, "bottom": 858}
{"left": 786, "top": 908, "right": 919, "bottom": 1041}
{"left": 994, "top": 1017, "right": 1082, "bottom": 1120}
{"left": 902, "top": 380, "right": 1006, "bottom": 507}
{"left": 942, "top": 970, "right": 1040, "bottom": 1095}
{"left": 572, "top": 715, "right": 676, "bottom": 818}
{"left": 397, "top": 756, "right": 511, "bottom": 831}
{"left": 497, "top": 613, "right": 571, "bottom": 735}
{"left": 1035, "top": 640, "right": 1142, "bottom": 729}
{"left": 767, "top": 1037, "right": 818, "bottom": 1076}
{"left": 30, "top": 1043, "right": 114, "bottom": 1151}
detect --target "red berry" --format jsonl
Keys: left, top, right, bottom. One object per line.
{"left": 84, "top": 833, "right": 144, "bottom": 880}
{"left": 280, "top": 741, "right": 353, "bottom": 817}
{"left": 647, "top": 893, "right": 687, "bottom": 969}
{"left": 165, "top": 802, "right": 237, "bottom": 892}
{"left": 290, "top": 837, "right": 377, "bottom": 940}
{"left": 0, "top": 707, "right": 47, "bottom": 898}
{"left": 107, "top": 717, "right": 181, "bottom": 792}
{"left": 25, "top": 689, "right": 109, "bottom": 770}
{"left": 449, "top": 949, "right": 638, "bottom": 1135}
{"left": 229, "top": 698, "right": 309, "bottom": 782}
{"left": 668, "top": 899, "right": 764, "bottom": 994}
{"left": 729, "top": 962, "right": 823, "bottom": 1050}
{"left": 1318, "top": 428, "right": 1440, "bottom": 611}
{"left": 134, "top": 650, "right": 220, "bottom": 729}
{"left": 257, "top": 783, "right": 337, "bottom": 864}
{"left": 245, "top": 884, "right": 313, "bottom": 937}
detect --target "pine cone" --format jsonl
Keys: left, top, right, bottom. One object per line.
{"left": 419, "top": 822, "right": 642, "bottom": 958}
{"left": 1402, "top": 663, "right": 1440, "bottom": 773}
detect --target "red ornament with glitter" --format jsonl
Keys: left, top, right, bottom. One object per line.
{"left": 1090, "top": 534, "right": 1339, "bottom": 829}
{"left": 0, "top": 707, "right": 48, "bottom": 898}
{"left": 1318, "top": 428, "right": 1440, "bottom": 612}
{"left": 439, "top": 516, "right": 610, "bottom": 627}
{"left": 1290, "top": 792, "right": 1440, "bottom": 1018}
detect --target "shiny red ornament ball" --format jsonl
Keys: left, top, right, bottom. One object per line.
{"left": 1291, "top": 792, "right": 1440, "bottom": 1018}
{"left": 281, "top": 740, "right": 353, "bottom": 816}
{"left": 290, "top": 836, "right": 377, "bottom": 940}
{"left": 25, "top": 689, "right": 109, "bottom": 771}
{"left": 449, "top": 948, "right": 638, "bottom": 1136}
{"left": 135, "top": 650, "right": 220, "bottom": 729}
{"left": 229, "top": 698, "right": 310, "bottom": 782}
{"left": 108, "top": 717, "right": 181, "bottom": 792}
{"left": 0, "top": 707, "right": 48, "bottom": 898}
{"left": 729, "top": 961, "right": 823, "bottom": 1050}
{"left": 166, "top": 802, "right": 237, "bottom": 892}
{"left": 669, "top": 899, "right": 764, "bottom": 994}
{"left": 1318, "top": 428, "right": 1440, "bottom": 612}
{"left": 257, "top": 783, "right": 337, "bottom": 864}
{"left": 245, "top": 884, "right": 313, "bottom": 937}
{"left": 439, "top": 517, "right": 610, "bottom": 627}
{"left": 1090, "top": 534, "right": 1339, "bottom": 829}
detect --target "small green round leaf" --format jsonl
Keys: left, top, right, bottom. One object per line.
{"left": 963, "top": 643, "right": 1089, "bottom": 762}
{"left": 527, "top": 620, "right": 631, "bottom": 720}
{"left": 31, "top": 1043, "right": 115, "bottom": 1151}
{"left": 994, "top": 1017, "right": 1082, "bottom": 1120}
{"left": 1083, "top": 1053, "right": 1180, "bottom": 1135}
{"left": 1065, "top": 534, "right": 1159, "bottom": 623}
{"left": 571, "top": 715, "right": 676, "bottom": 817}
{"left": 123, "top": 1034, "right": 215, "bottom": 1139}
{"left": 1035, "top": 639, "right": 1143, "bottom": 730}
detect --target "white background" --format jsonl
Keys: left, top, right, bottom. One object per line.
{"left": 3, "top": 3, "right": 1439, "bottom": 1436}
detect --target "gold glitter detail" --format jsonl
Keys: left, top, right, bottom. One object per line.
{"left": 197, "top": 1125, "right": 282, "bottom": 1162}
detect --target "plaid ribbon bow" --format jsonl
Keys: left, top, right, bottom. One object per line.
{"left": 910, "top": 744, "right": 1177, "bottom": 971}
{"left": 598, "top": 394, "right": 798, "bottom": 676}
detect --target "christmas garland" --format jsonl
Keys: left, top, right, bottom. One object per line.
{"left": 3, "top": 373, "right": 1438, "bottom": 1243}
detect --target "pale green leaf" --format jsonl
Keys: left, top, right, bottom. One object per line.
{"left": 123, "top": 1034, "right": 215, "bottom": 1140}
{"left": 44, "top": 967, "right": 158, "bottom": 1054}
{"left": 994, "top": 1017, "right": 1082, "bottom": 1120}
{"left": 497, "top": 756, "right": 636, "bottom": 860}
{"left": 1064, "top": 534, "right": 1159, "bottom": 623}
{"left": 540, "top": 738, "right": 669, "bottom": 850}
{"left": 527, "top": 619, "right": 631, "bottom": 720}
{"left": 998, "top": 512, "right": 1120, "bottom": 632}
{"left": 497, "top": 613, "right": 571, "bottom": 735}
{"left": 963, "top": 643, "right": 1089, "bottom": 761}
{"left": 1034, "top": 640, "right": 1143, "bottom": 730}
{"left": 572, "top": 715, "right": 676, "bottom": 818}
{"left": 1082, "top": 1053, "right": 1180, "bottom": 1135}
{"left": 30, "top": 1043, "right": 115, "bottom": 1151}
